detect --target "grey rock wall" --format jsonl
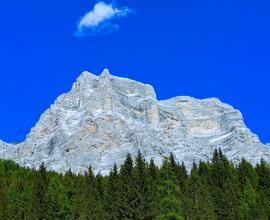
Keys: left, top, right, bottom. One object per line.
{"left": 0, "top": 69, "right": 269, "bottom": 174}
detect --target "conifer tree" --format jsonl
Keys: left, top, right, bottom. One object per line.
{"left": 169, "top": 153, "right": 177, "bottom": 169}
{"left": 32, "top": 162, "right": 49, "bottom": 220}
{"left": 198, "top": 161, "right": 211, "bottom": 180}
{"left": 133, "top": 151, "right": 151, "bottom": 219}
{"left": 238, "top": 159, "right": 258, "bottom": 190}
{"left": 106, "top": 164, "right": 120, "bottom": 220}
{"left": 118, "top": 153, "right": 137, "bottom": 219}
{"left": 149, "top": 158, "right": 158, "bottom": 179}
{"left": 147, "top": 158, "right": 160, "bottom": 219}
{"left": 210, "top": 149, "right": 240, "bottom": 220}
{"left": 169, "top": 154, "right": 188, "bottom": 218}
{"left": 169, "top": 153, "right": 188, "bottom": 189}
{"left": 80, "top": 166, "right": 97, "bottom": 219}
{"left": 239, "top": 180, "right": 260, "bottom": 220}
{"left": 45, "top": 176, "right": 61, "bottom": 219}
{"left": 69, "top": 174, "right": 86, "bottom": 220}
{"left": 21, "top": 171, "right": 37, "bottom": 219}
{"left": 0, "top": 176, "right": 7, "bottom": 220}
{"left": 64, "top": 169, "right": 87, "bottom": 219}
{"left": 6, "top": 172, "right": 30, "bottom": 220}
{"left": 256, "top": 159, "right": 270, "bottom": 218}
{"left": 185, "top": 163, "right": 216, "bottom": 220}
{"left": 93, "top": 173, "right": 106, "bottom": 220}
{"left": 56, "top": 174, "right": 69, "bottom": 219}
{"left": 157, "top": 158, "right": 184, "bottom": 220}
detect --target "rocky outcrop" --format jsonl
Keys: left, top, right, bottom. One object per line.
{"left": 0, "top": 69, "right": 269, "bottom": 174}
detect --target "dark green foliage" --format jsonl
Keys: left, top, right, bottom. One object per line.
{"left": 0, "top": 176, "right": 7, "bottom": 220}
{"left": 133, "top": 151, "right": 150, "bottom": 219}
{"left": 106, "top": 164, "right": 120, "bottom": 220}
{"left": 157, "top": 158, "right": 183, "bottom": 219}
{"left": 0, "top": 150, "right": 269, "bottom": 219}
{"left": 256, "top": 159, "right": 270, "bottom": 218}
{"left": 239, "top": 180, "right": 260, "bottom": 220}
{"left": 147, "top": 159, "right": 160, "bottom": 219}
{"left": 237, "top": 159, "right": 260, "bottom": 219}
{"left": 80, "top": 166, "right": 105, "bottom": 220}
{"left": 210, "top": 149, "right": 240, "bottom": 220}
{"left": 32, "top": 162, "right": 49, "bottom": 220}
{"left": 185, "top": 164, "right": 216, "bottom": 220}
{"left": 118, "top": 153, "right": 138, "bottom": 219}
{"left": 45, "top": 176, "right": 61, "bottom": 219}
{"left": 238, "top": 159, "right": 258, "bottom": 189}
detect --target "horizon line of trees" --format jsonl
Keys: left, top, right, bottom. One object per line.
{"left": 0, "top": 149, "right": 270, "bottom": 219}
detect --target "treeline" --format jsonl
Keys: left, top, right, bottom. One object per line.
{"left": 0, "top": 149, "right": 270, "bottom": 219}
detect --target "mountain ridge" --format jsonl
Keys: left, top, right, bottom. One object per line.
{"left": 0, "top": 69, "right": 269, "bottom": 174}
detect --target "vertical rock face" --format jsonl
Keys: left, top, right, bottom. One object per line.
{"left": 0, "top": 69, "right": 269, "bottom": 174}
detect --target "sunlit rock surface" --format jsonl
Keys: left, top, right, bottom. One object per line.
{"left": 0, "top": 69, "right": 269, "bottom": 174}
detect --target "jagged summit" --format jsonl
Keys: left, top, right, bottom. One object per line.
{"left": 100, "top": 68, "right": 110, "bottom": 77}
{"left": 72, "top": 69, "right": 156, "bottom": 99}
{"left": 0, "top": 69, "right": 269, "bottom": 174}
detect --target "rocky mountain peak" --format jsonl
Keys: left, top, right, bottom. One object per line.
{"left": 71, "top": 71, "right": 97, "bottom": 92}
{"left": 100, "top": 68, "right": 111, "bottom": 78}
{"left": 0, "top": 69, "right": 269, "bottom": 174}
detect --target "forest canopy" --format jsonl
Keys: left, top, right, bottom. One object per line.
{"left": 0, "top": 149, "right": 269, "bottom": 220}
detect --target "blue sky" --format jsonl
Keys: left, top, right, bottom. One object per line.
{"left": 0, "top": 0, "right": 269, "bottom": 144}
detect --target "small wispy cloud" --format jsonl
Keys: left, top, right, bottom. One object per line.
{"left": 75, "top": 1, "right": 132, "bottom": 36}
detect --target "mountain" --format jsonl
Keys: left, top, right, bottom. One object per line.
{"left": 0, "top": 69, "right": 269, "bottom": 174}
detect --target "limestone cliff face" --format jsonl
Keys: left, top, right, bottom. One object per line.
{"left": 0, "top": 69, "right": 269, "bottom": 174}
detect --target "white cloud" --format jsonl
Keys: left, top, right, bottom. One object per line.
{"left": 75, "top": 1, "right": 132, "bottom": 36}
